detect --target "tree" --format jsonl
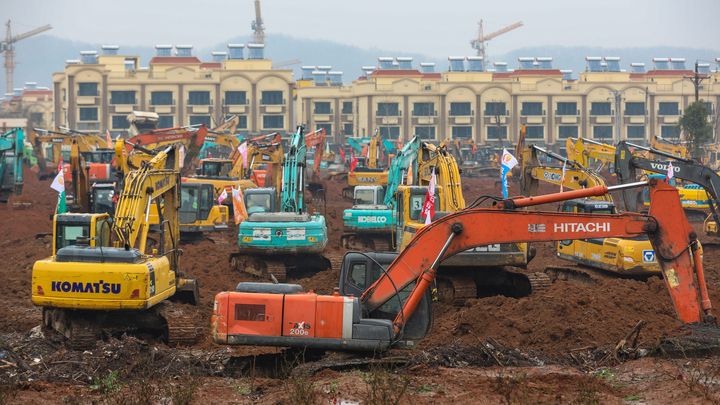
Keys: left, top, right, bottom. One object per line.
{"left": 679, "top": 100, "right": 713, "bottom": 161}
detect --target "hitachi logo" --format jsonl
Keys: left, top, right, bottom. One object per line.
{"left": 358, "top": 216, "right": 387, "bottom": 223}
{"left": 553, "top": 222, "right": 611, "bottom": 233}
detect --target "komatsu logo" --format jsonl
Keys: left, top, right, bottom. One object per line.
{"left": 358, "top": 216, "right": 387, "bottom": 223}
{"left": 154, "top": 177, "right": 170, "bottom": 190}
{"left": 553, "top": 222, "right": 611, "bottom": 233}
{"left": 650, "top": 162, "right": 680, "bottom": 173}
{"left": 51, "top": 280, "right": 121, "bottom": 294}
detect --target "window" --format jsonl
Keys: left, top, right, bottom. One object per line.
{"left": 224, "top": 91, "right": 247, "bottom": 105}
{"left": 379, "top": 126, "right": 400, "bottom": 139}
{"left": 29, "top": 112, "right": 44, "bottom": 125}
{"left": 314, "top": 101, "right": 331, "bottom": 114}
{"left": 151, "top": 91, "right": 173, "bottom": 105}
{"left": 627, "top": 125, "right": 645, "bottom": 139}
{"left": 316, "top": 123, "right": 332, "bottom": 136}
{"left": 377, "top": 102, "right": 399, "bottom": 116}
{"left": 79, "top": 107, "right": 98, "bottom": 121}
{"left": 556, "top": 102, "right": 578, "bottom": 116}
{"left": 234, "top": 304, "right": 266, "bottom": 321}
{"left": 414, "top": 126, "right": 436, "bottom": 140}
{"left": 342, "top": 101, "right": 353, "bottom": 114}
{"left": 349, "top": 263, "right": 367, "bottom": 289}
{"left": 590, "top": 102, "right": 611, "bottom": 116}
{"left": 110, "top": 91, "right": 135, "bottom": 105}
{"left": 452, "top": 126, "right": 472, "bottom": 139}
{"left": 111, "top": 115, "right": 129, "bottom": 129}
{"left": 238, "top": 115, "right": 248, "bottom": 129}
{"left": 487, "top": 126, "right": 507, "bottom": 140}
{"left": 703, "top": 102, "right": 714, "bottom": 116}
{"left": 624, "top": 102, "right": 645, "bottom": 116}
{"left": 412, "top": 102, "right": 434, "bottom": 116}
{"left": 521, "top": 102, "right": 543, "bottom": 116}
{"left": 450, "top": 102, "right": 471, "bottom": 116}
{"left": 485, "top": 102, "right": 506, "bottom": 116}
{"left": 661, "top": 125, "right": 680, "bottom": 139}
{"left": 261, "top": 91, "right": 283, "bottom": 105}
{"left": 158, "top": 115, "right": 174, "bottom": 128}
{"left": 343, "top": 123, "right": 354, "bottom": 136}
{"left": 190, "top": 115, "right": 211, "bottom": 126}
{"left": 558, "top": 126, "right": 578, "bottom": 139}
{"left": 263, "top": 115, "right": 284, "bottom": 129}
{"left": 78, "top": 82, "right": 98, "bottom": 96}
{"left": 658, "top": 102, "right": 679, "bottom": 116}
{"left": 188, "top": 91, "right": 210, "bottom": 105}
{"left": 525, "top": 125, "right": 544, "bottom": 140}
{"left": 593, "top": 125, "right": 613, "bottom": 139}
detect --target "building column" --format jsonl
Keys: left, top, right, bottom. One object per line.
{"left": 53, "top": 81, "right": 62, "bottom": 127}
{"left": 581, "top": 94, "right": 587, "bottom": 139}
{"left": 101, "top": 74, "right": 108, "bottom": 132}
{"left": 250, "top": 82, "right": 257, "bottom": 133}
{"left": 140, "top": 84, "right": 146, "bottom": 111}
{"left": 547, "top": 95, "right": 554, "bottom": 147}
{"left": 67, "top": 75, "right": 76, "bottom": 128}
{"left": 402, "top": 95, "right": 409, "bottom": 142}
{"left": 333, "top": 97, "right": 340, "bottom": 143}
{"left": 288, "top": 82, "right": 295, "bottom": 131}
{"left": 511, "top": 94, "right": 518, "bottom": 143}
{"left": 177, "top": 84, "right": 185, "bottom": 127}
{"left": 475, "top": 93, "right": 482, "bottom": 143}
{"left": 648, "top": 93, "right": 656, "bottom": 140}
{"left": 214, "top": 83, "right": 222, "bottom": 125}
{"left": 438, "top": 94, "right": 446, "bottom": 141}
{"left": 366, "top": 95, "right": 373, "bottom": 137}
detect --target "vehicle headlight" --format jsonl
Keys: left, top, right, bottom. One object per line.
{"left": 308, "top": 236, "right": 317, "bottom": 242}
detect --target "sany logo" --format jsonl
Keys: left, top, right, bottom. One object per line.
{"left": 553, "top": 222, "right": 611, "bottom": 233}
{"left": 650, "top": 162, "right": 680, "bottom": 173}
{"left": 356, "top": 177, "right": 376, "bottom": 183}
{"left": 358, "top": 216, "right": 387, "bottom": 223}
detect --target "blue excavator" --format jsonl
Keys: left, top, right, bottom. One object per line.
{"left": 0, "top": 128, "right": 25, "bottom": 204}
{"left": 231, "top": 126, "right": 342, "bottom": 281}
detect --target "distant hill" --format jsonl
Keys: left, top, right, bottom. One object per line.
{"left": 3, "top": 34, "right": 718, "bottom": 93}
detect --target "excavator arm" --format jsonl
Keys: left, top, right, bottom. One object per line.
{"left": 280, "top": 126, "right": 307, "bottom": 213}
{"left": 566, "top": 137, "right": 615, "bottom": 171}
{"left": 367, "top": 130, "right": 381, "bottom": 169}
{"left": 417, "top": 142, "right": 465, "bottom": 211}
{"left": 304, "top": 128, "right": 327, "bottom": 177}
{"left": 112, "top": 144, "right": 180, "bottom": 260}
{"left": 520, "top": 144, "right": 612, "bottom": 202}
{"left": 615, "top": 141, "right": 720, "bottom": 224}
{"left": 383, "top": 137, "right": 420, "bottom": 206}
{"left": 362, "top": 180, "right": 712, "bottom": 337}
{"left": 69, "top": 139, "right": 90, "bottom": 212}
{"left": 125, "top": 125, "right": 207, "bottom": 174}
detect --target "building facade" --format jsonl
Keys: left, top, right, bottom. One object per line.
{"left": 296, "top": 56, "right": 720, "bottom": 151}
{"left": 0, "top": 83, "right": 54, "bottom": 129}
{"left": 52, "top": 44, "right": 294, "bottom": 137}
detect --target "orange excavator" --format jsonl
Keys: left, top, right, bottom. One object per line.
{"left": 212, "top": 179, "right": 716, "bottom": 351}
{"left": 304, "top": 128, "right": 327, "bottom": 207}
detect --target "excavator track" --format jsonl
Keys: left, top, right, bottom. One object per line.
{"left": 230, "top": 253, "right": 288, "bottom": 282}
{"left": 543, "top": 266, "right": 599, "bottom": 285}
{"left": 322, "top": 250, "right": 346, "bottom": 273}
{"left": 266, "top": 261, "right": 288, "bottom": 283}
{"left": 526, "top": 272, "right": 552, "bottom": 295}
{"left": 68, "top": 319, "right": 99, "bottom": 350}
{"left": 340, "top": 233, "right": 392, "bottom": 252}
{"left": 437, "top": 275, "right": 477, "bottom": 306}
{"left": 158, "top": 302, "right": 200, "bottom": 346}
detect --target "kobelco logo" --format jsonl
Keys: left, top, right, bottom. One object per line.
{"left": 650, "top": 162, "right": 679, "bottom": 173}
{"left": 358, "top": 216, "right": 387, "bottom": 223}
{"left": 543, "top": 171, "right": 562, "bottom": 181}
{"left": 554, "top": 222, "right": 611, "bottom": 233}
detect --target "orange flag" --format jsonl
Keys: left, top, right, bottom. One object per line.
{"left": 232, "top": 187, "right": 248, "bottom": 225}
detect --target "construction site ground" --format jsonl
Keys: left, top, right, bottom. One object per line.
{"left": 1, "top": 169, "right": 720, "bottom": 404}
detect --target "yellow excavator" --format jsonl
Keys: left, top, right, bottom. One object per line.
{"left": 520, "top": 145, "right": 660, "bottom": 276}
{"left": 393, "top": 140, "right": 537, "bottom": 304}
{"left": 32, "top": 142, "right": 200, "bottom": 349}
{"left": 565, "top": 137, "right": 616, "bottom": 173}
{"left": 344, "top": 131, "right": 390, "bottom": 198}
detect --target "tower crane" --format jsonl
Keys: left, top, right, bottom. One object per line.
{"left": 1, "top": 20, "right": 52, "bottom": 94}
{"left": 470, "top": 20, "right": 523, "bottom": 61}
{"left": 251, "top": 0, "right": 265, "bottom": 44}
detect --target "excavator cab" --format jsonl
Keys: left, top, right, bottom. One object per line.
{"left": 52, "top": 213, "right": 111, "bottom": 255}
{"left": 179, "top": 183, "right": 229, "bottom": 233}
{"left": 198, "top": 159, "right": 234, "bottom": 178}
{"left": 339, "top": 251, "right": 432, "bottom": 344}
{"left": 89, "top": 183, "right": 116, "bottom": 215}
{"left": 244, "top": 187, "right": 277, "bottom": 215}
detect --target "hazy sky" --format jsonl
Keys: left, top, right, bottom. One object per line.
{"left": 3, "top": 0, "right": 719, "bottom": 56}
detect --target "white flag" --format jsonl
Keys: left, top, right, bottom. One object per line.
{"left": 667, "top": 161, "right": 674, "bottom": 180}
{"left": 501, "top": 149, "right": 518, "bottom": 170}
{"left": 50, "top": 165, "right": 65, "bottom": 193}
{"left": 422, "top": 171, "right": 437, "bottom": 225}
{"left": 238, "top": 142, "right": 249, "bottom": 169}
{"left": 218, "top": 188, "right": 228, "bottom": 204}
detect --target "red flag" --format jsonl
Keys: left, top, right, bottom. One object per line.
{"left": 421, "top": 171, "right": 437, "bottom": 225}
{"left": 338, "top": 146, "right": 346, "bottom": 162}
{"left": 349, "top": 152, "right": 358, "bottom": 173}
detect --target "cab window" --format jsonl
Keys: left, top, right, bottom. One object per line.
{"left": 409, "top": 192, "right": 440, "bottom": 221}
{"left": 56, "top": 223, "right": 90, "bottom": 250}
{"left": 246, "top": 193, "right": 272, "bottom": 213}
{"left": 348, "top": 263, "right": 367, "bottom": 289}
{"left": 354, "top": 189, "right": 375, "bottom": 205}
{"left": 181, "top": 187, "right": 199, "bottom": 211}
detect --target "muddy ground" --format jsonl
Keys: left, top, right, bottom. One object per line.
{"left": 1, "top": 169, "right": 720, "bottom": 404}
